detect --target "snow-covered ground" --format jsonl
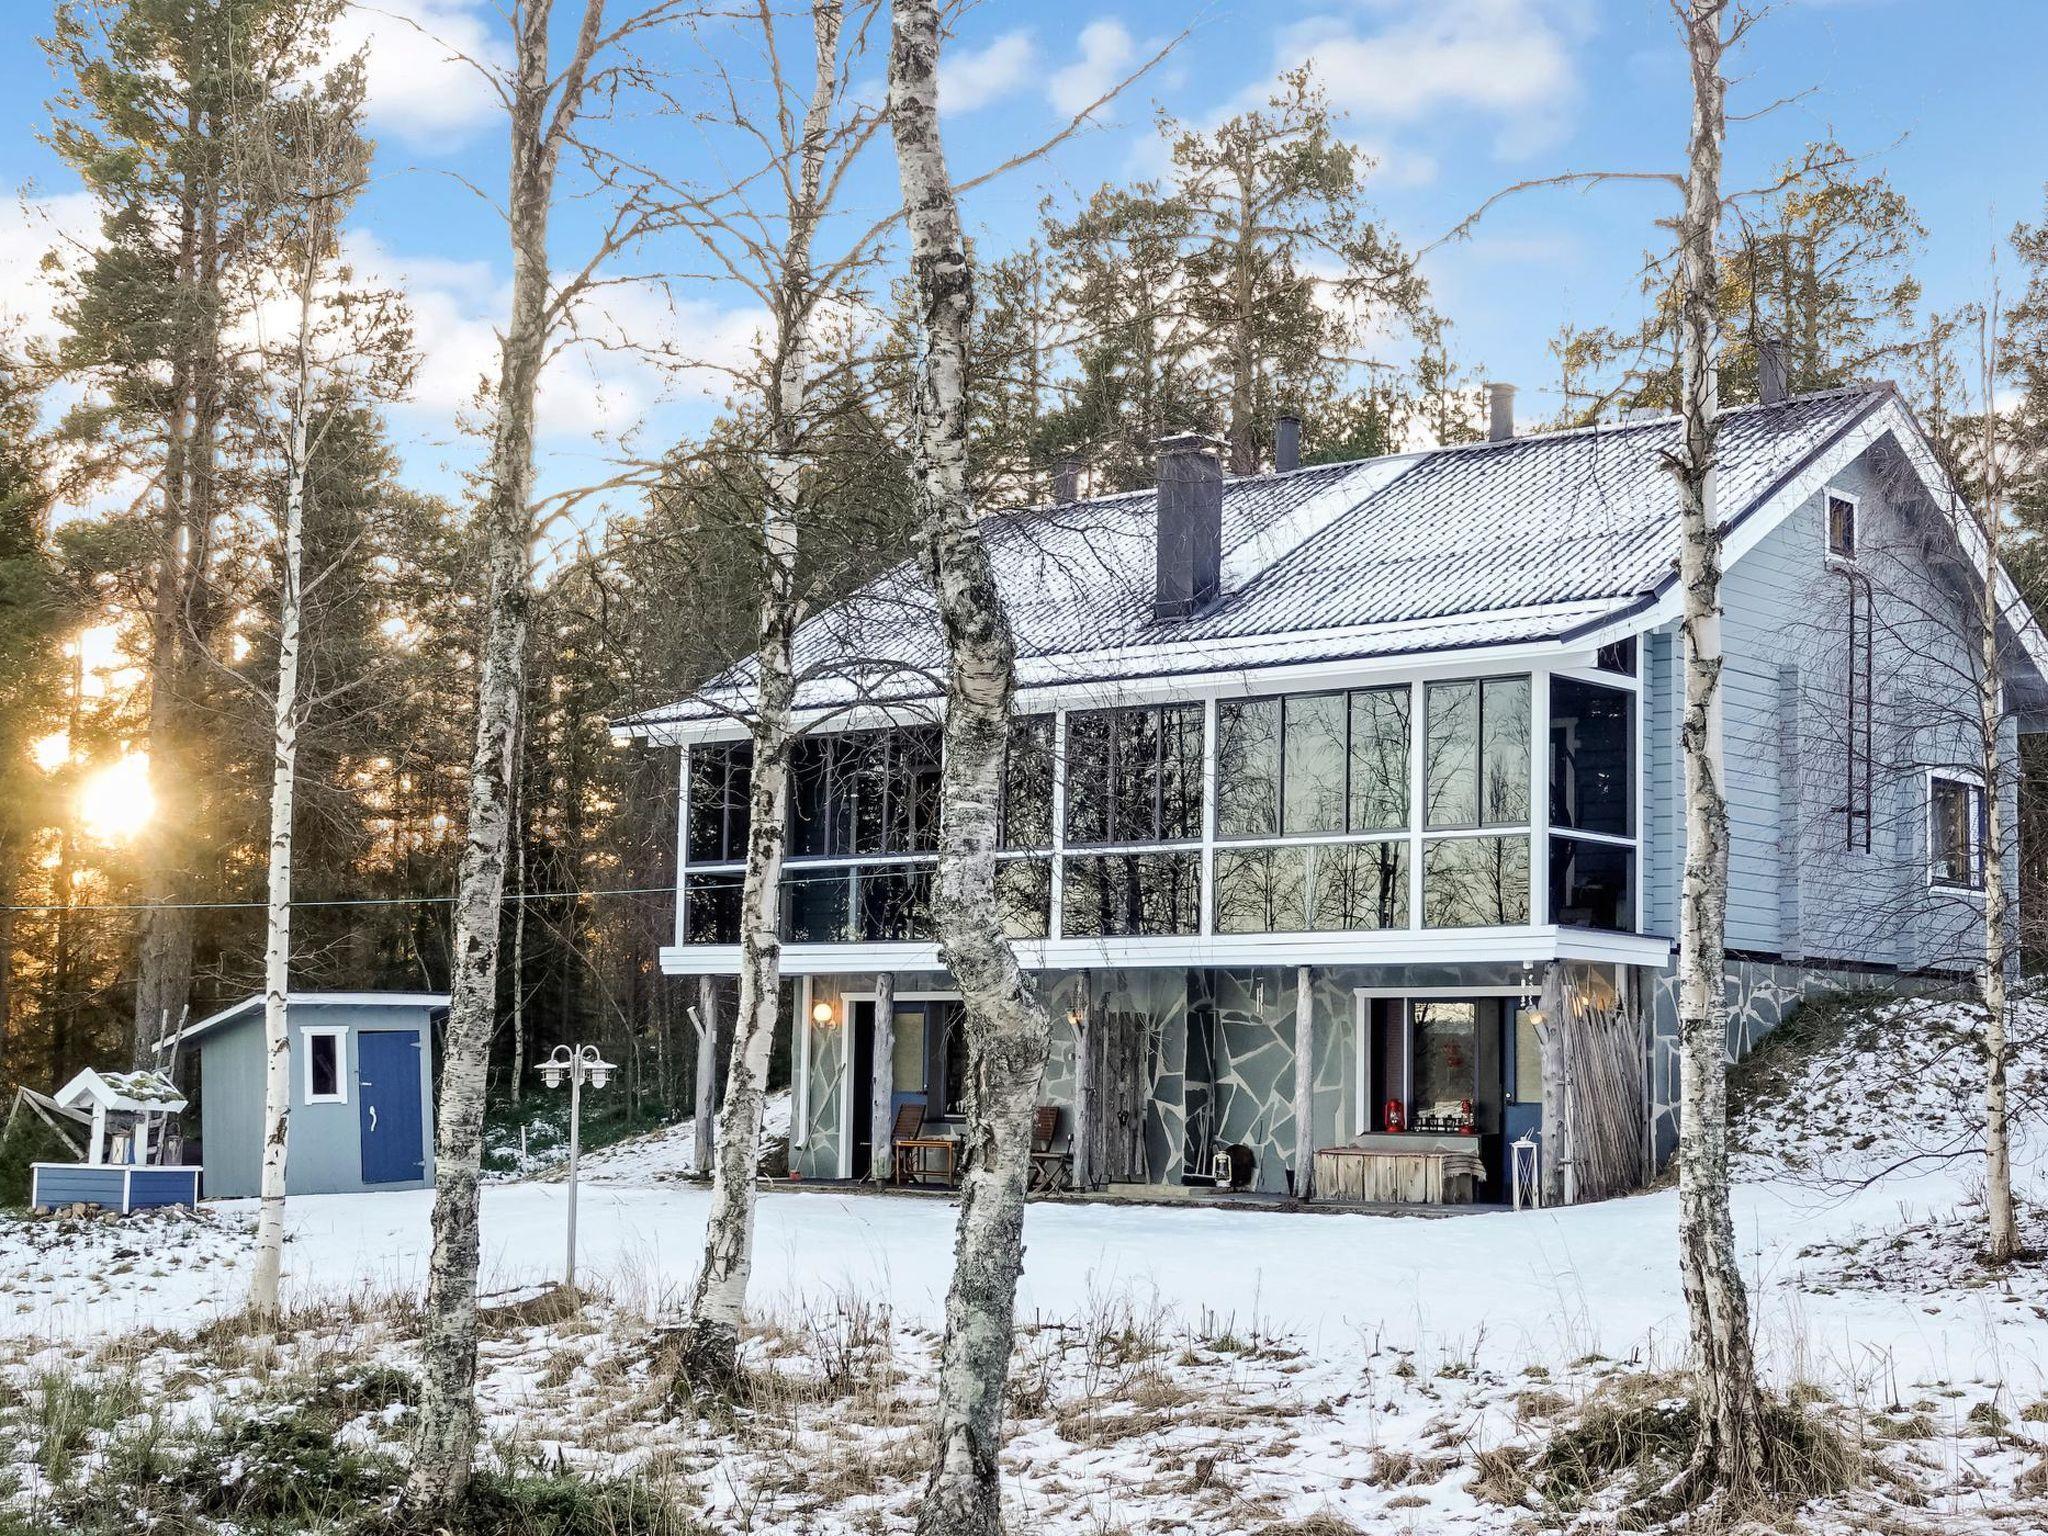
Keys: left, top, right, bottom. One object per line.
{"left": 4, "top": 999, "right": 2047, "bottom": 1531}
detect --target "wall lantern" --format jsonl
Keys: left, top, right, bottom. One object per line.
{"left": 810, "top": 998, "right": 836, "bottom": 1028}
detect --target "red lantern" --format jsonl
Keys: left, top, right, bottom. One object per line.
{"left": 1384, "top": 1098, "right": 1406, "bottom": 1132}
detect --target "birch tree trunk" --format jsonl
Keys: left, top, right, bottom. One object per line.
{"left": 1537, "top": 962, "right": 1568, "bottom": 1206}
{"left": 1977, "top": 306, "right": 2018, "bottom": 1264}
{"left": 891, "top": 6, "right": 1055, "bottom": 1531}
{"left": 249, "top": 238, "right": 320, "bottom": 1322}
{"left": 672, "top": 0, "right": 843, "bottom": 1395}
{"left": 692, "top": 975, "right": 720, "bottom": 1177}
{"left": 1669, "top": 0, "right": 1765, "bottom": 1504}
{"left": 407, "top": 1, "right": 609, "bottom": 1508}
{"left": 1291, "top": 966, "right": 1314, "bottom": 1201}
{"left": 870, "top": 972, "right": 896, "bottom": 1182}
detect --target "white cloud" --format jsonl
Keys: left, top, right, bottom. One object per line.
{"left": 0, "top": 191, "right": 102, "bottom": 345}
{"left": 328, "top": 0, "right": 507, "bottom": 147}
{"left": 1276, "top": 0, "right": 1590, "bottom": 159}
{"left": 942, "top": 29, "right": 1038, "bottom": 114}
{"left": 1048, "top": 19, "right": 1138, "bottom": 118}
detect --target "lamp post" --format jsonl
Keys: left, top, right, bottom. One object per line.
{"left": 538, "top": 1042, "right": 616, "bottom": 1289}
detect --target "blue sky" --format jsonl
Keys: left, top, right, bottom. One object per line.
{"left": 2, "top": 0, "right": 2044, "bottom": 526}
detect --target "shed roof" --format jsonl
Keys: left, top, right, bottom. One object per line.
{"left": 620, "top": 386, "right": 1901, "bottom": 735}
{"left": 166, "top": 991, "right": 451, "bottom": 1049}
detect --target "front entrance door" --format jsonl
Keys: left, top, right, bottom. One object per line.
{"left": 358, "top": 1030, "right": 425, "bottom": 1184}
{"left": 850, "top": 1002, "right": 877, "bottom": 1175}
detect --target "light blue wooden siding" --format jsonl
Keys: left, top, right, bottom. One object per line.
{"left": 30, "top": 1164, "right": 198, "bottom": 1212}
{"left": 1644, "top": 626, "right": 1680, "bottom": 936}
{"left": 1638, "top": 435, "right": 2020, "bottom": 970}
{"left": 32, "top": 1165, "right": 128, "bottom": 1209}
{"left": 196, "top": 1001, "right": 437, "bottom": 1198}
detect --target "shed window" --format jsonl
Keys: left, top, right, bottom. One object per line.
{"left": 1929, "top": 775, "right": 1986, "bottom": 890}
{"left": 305, "top": 1028, "right": 345, "bottom": 1103}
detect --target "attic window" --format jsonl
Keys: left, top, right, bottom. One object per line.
{"left": 1826, "top": 493, "right": 1857, "bottom": 562}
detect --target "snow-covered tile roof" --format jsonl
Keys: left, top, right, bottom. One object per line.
{"left": 625, "top": 386, "right": 1887, "bottom": 730}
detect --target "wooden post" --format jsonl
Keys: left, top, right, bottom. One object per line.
{"left": 1538, "top": 961, "right": 1568, "bottom": 1206}
{"left": 1293, "top": 965, "right": 1315, "bottom": 1201}
{"left": 870, "top": 974, "right": 895, "bottom": 1182}
{"left": 1068, "top": 975, "right": 1091, "bottom": 1190}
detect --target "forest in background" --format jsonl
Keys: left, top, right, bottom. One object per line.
{"left": 2, "top": 0, "right": 2048, "bottom": 1132}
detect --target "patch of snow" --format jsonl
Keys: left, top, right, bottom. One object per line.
{"left": 578, "top": 1089, "right": 792, "bottom": 1185}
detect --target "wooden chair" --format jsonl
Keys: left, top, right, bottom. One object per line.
{"left": 891, "top": 1103, "right": 957, "bottom": 1187}
{"left": 1027, "top": 1105, "right": 1072, "bottom": 1193}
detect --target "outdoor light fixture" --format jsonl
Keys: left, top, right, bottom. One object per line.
{"left": 810, "top": 999, "right": 836, "bottom": 1027}
{"left": 537, "top": 1043, "right": 618, "bottom": 1289}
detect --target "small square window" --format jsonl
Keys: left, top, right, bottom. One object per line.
{"left": 1826, "top": 494, "right": 1857, "bottom": 562}
{"left": 1929, "top": 775, "right": 1985, "bottom": 890}
{"left": 305, "top": 1030, "right": 345, "bottom": 1103}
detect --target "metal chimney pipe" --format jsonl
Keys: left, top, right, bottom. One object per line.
{"left": 1756, "top": 336, "right": 1789, "bottom": 405}
{"left": 1153, "top": 433, "right": 1224, "bottom": 620}
{"left": 1486, "top": 382, "right": 1516, "bottom": 443}
{"left": 1053, "top": 453, "right": 1082, "bottom": 504}
{"left": 1275, "top": 414, "right": 1302, "bottom": 474}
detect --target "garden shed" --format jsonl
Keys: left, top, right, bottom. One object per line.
{"left": 170, "top": 992, "right": 445, "bottom": 1198}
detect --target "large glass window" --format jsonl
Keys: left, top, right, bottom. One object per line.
{"left": 683, "top": 871, "right": 743, "bottom": 943}
{"left": 1425, "top": 677, "right": 1529, "bottom": 829}
{"left": 1063, "top": 704, "right": 1204, "bottom": 846}
{"left": 1213, "top": 842, "right": 1406, "bottom": 933}
{"left": 1349, "top": 687, "right": 1410, "bottom": 831}
{"left": 1216, "top": 685, "right": 1410, "bottom": 839}
{"left": 1549, "top": 837, "right": 1633, "bottom": 930}
{"left": 1411, "top": 1002, "right": 1477, "bottom": 1115}
{"left": 996, "top": 858, "right": 1053, "bottom": 938}
{"left": 1549, "top": 678, "right": 1633, "bottom": 836}
{"left": 790, "top": 726, "right": 941, "bottom": 857}
{"left": 1215, "top": 698, "right": 1280, "bottom": 837}
{"left": 1062, "top": 851, "right": 1201, "bottom": 936}
{"left": 686, "top": 741, "right": 752, "bottom": 862}
{"left": 1001, "top": 715, "right": 1054, "bottom": 848}
{"left": 1282, "top": 693, "right": 1348, "bottom": 833}
{"left": 1548, "top": 677, "right": 1636, "bottom": 931}
{"left": 1422, "top": 835, "right": 1530, "bottom": 927}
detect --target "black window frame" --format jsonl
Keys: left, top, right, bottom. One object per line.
{"left": 1826, "top": 492, "right": 1858, "bottom": 563}
{"left": 686, "top": 740, "right": 753, "bottom": 864}
{"left": 1062, "top": 703, "right": 1204, "bottom": 847}
{"left": 1423, "top": 674, "right": 1531, "bottom": 832}
{"left": 1214, "top": 683, "right": 1412, "bottom": 841}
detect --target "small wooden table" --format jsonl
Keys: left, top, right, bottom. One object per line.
{"left": 1315, "top": 1134, "right": 1486, "bottom": 1205}
{"left": 894, "top": 1136, "right": 958, "bottom": 1188}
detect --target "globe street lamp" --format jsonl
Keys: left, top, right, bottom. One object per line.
{"left": 538, "top": 1042, "right": 616, "bottom": 1289}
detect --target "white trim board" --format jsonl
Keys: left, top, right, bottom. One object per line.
{"left": 661, "top": 925, "right": 1673, "bottom": 977}
{"left": 167, "top": 991, "right": 450, "bottom": 1049}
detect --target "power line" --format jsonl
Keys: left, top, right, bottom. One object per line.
{"left": 1, "top": 883, "right": 683, "bottom": 915}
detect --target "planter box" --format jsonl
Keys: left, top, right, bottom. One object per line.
{"left": 31, "top": 1163, "right": 202, "bottom": 1215}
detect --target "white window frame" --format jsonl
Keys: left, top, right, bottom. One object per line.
{"left": 1823, "top": 487, "right": 1860, "bottom": 567}
{"left": 1925, "top": 768, "right": 1986, "bottom": 893}
{"left": 303, "top": 1025, "right": 348, "bottom": 1105}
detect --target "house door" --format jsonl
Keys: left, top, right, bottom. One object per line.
{"left": 358, "top": 1030, "right": 425, "bottom": 1184}
{"left": 1502, "top": 1003, "right": 1545, "bottom": 1151}
{"left": 849, "top": 1002, "right": 877, "bottom": 1176}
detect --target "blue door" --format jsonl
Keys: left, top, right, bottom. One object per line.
{"left": 358, "top": 1030, "right": 426, "bottom": 1184}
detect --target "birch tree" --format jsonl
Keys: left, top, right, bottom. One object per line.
{"left": 1668, "top": 0, "right": 1768, "bottom": 1505}
{"left": 406, "top": 0, "right": 688, "bottom": 1506}
{"left": 668, "top": 0, "right": 885, "bottom": 1394}
{"left": 240, "top": 54, "right": 405, "bottom": 1320}
{"left": 1975, "top": 293, "right": 2019, "bottom": 1264}
{"left": 889, "top": 5, "right": 1050, "bottom": 1528}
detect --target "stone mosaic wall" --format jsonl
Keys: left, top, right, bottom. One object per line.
{"left": 1645, "top": 956, "right": 1866, "bottom": 1167}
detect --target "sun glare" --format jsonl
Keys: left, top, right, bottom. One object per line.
{"left": 79, "top": 754, "right": 155, "bottom": 842}
{"left": 32, "top": 731, "right": 69, "bottom": 772}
